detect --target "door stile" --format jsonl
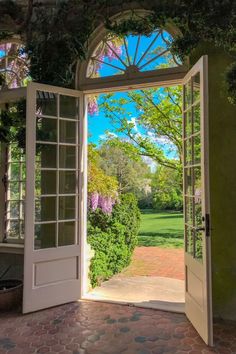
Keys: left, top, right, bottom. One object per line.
{"left": 23, "top": 84, "right": 37, "bottom": 312}
{"left": 79, "top": 93, "right": 88, "bottom": 297}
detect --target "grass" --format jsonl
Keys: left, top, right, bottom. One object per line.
{"left": 138, "top": 209, "right": 184, "bottom": 248}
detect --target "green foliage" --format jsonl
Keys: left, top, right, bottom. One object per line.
{"left": 99, "top": 86, "right": 182, "bottom": 172}
{"left": 98, "top": 143, "right": 151, "bottom": 195}
{"left": 0, "top": 101, "right": 26, "bottom": 149}
{"left": 152, "top": 166, "right": 183, "bottom": 211}
{"left": 88, "top": 193, "right": 141, "bottom": 287}
{"left": 88, "top": 144, "right": 118, "bottom": 198}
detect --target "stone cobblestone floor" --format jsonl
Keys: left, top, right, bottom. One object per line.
{"left": 0, "top": 301, "right": 235, "bottom": 354}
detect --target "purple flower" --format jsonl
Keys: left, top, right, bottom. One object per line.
{"left": 98, "top": 195, "right": 114, "bottom": 214}
{"left": 107, "top": 41, "right": 122, "bottom": 62}
{"left": 88, "top": 97, "right": 99, "bottom": 115}
{"left": 90, "top": 192, "right": 99, "bottom": 210}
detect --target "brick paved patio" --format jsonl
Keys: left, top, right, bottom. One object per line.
{"left": 120, "top": 247, "right": 184, "bottom": 280}
{"left": 0, "top": 301, "right": 235, "bottom": 354}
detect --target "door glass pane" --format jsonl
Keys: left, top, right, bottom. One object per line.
{"left": 193, "top": 134, "right": 201, "bottom": 164}
{"left": 194, "top": 198, "right": 202, "bottom": 227}
{"left": 193, "top": 103, "right": 200, "bottom": 133}
{"left": 58, "top": 221, "right": 75, "bottom": 246}
{"left": 184, "top": 109, "right": 192, "bottom": 137}
{"left": 8, "top": 221, "right": 20, "bottom": 238}
{"left": 9, "top": 163, "right": 20, "bottom": 180}
{"left": 36, "top": 144, "right": 57, "bottom": 168}
{"left": 186, "top": 225, "right": 194, "bottom": 255}
{"left": 195, "top": 229, "right": 203, "bottom": 261}
{"left": 59, "top": 171, "right": 76, "bottom": 194}
{"left": 185, "top": 138, "right": 192, "bottom": 165}
{"left": 193, "top": 72, "right": 200, "bottom": 103}
{"left": 35, "top": 197, "right": 57, "bottom": 222}
{"left": 59, "top": 196, "right": 75, "bottom": 220}
{"left": 184, "top": 81, "right": 192, "bottom": 109}
{"left": 59, "top": 95, "right": 77, "bottom": 119}
{"left": 35, "top": 170, "right": 57, "bottom": 196}
{"left": 8, "top": 201, "right": 19, "bottom": 218}
{"left": 59, "top": 146, "right": 76, "bottom": 169}
{"left": 35, "top": 223, "right": 56, "bottom": 249}
{"left": 59, "top": 120, "right": 76, "bottom": 144}
{"left": 36, "top": 117, "right": 57, "bottom": 142}
{"left": 9, "top": 182, "right": 19, "bottom": 200}
{"left": 193, "top": 167, "right": 201, "bottom": 195}
{"left": 184, "top": 168, "right": 192, "bottom": 195}
{"left": 37, "top": 91, "right": 57, "bottom": 116}
{"left": 185, "top": 197, "right": 193, "bottom": 225}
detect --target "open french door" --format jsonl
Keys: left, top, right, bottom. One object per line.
{"left": 183, "top": 56, "right": 213, "bottom": 345}
{"left": 23, "top": 82, "right": 86, "bottom": 313}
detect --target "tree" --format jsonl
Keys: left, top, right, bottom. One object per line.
{"left": 151, "top": 166, "right": 183, "bottom": 211}
{"left": 99, "top": 85, "right": 182, "bottom": 172}
{"left": 88, "top": 144, "right": 118, "bottom": 214}
{"left": 98, "top": 143, "right": 151, "bottom": 196}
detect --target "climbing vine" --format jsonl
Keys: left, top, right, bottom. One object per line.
{"left": 1, "top": 0, "right": 236, "bottom": 102}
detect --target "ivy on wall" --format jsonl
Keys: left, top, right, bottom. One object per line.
{"left": 1, "top": 0, "right": 236, "bottom": 102}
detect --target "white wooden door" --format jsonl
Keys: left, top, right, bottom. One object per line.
{"left": 23, "top": 82, "right": 85, "bottom": 313}
{"left": 183, "top": 56, "right": 213, "bottom": 345}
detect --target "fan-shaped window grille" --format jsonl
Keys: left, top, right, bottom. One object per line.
{"left": 0, "top": 41, "right": 29, "bottom": 89}
{"left": 87, "top": 29, "right": 182, "bottom": 79}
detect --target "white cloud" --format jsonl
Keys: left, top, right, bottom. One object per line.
{"left": 99, "top": 132, "right": 117, "bottom": 141}
{"left": 127, "top": 117, "right": 139, "bottom": 132}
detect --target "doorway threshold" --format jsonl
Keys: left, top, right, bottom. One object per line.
{"left": 84, "top": 276, "right": 185, "bottom": 314}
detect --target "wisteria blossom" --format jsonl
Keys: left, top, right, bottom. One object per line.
{"left": 90, "top": 192, "right": 99, "bottom": 211}
{"left": 0, "top": 42, "right": 29, "bottom": 89}
{"left": 106, "top": 41, "right": 122, "bottom": 62}
{"left": 88, "top": 192, "right": 117, "bottom": 214}
{"left": 88, "top": 96, "right": 99, "bottom": 115}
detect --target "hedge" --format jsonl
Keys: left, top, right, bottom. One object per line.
{"left": 87, "top": 193, "right": 140, "bottom": 287}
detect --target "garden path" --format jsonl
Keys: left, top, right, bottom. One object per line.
{"left": 120, "top": 247, "right": 184, "bottom": 280}
{"left": 87, "top": 247, "right": 185, "bottom": 312}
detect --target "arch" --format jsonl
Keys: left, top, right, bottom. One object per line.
{"left": 0, "top": 38, "right": 29, "bottom": 90}
{"left": 76, "top": 10, "right": 187, "bottom": 92}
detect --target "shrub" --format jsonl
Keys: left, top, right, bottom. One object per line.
{"left": 87, "top": 193, "right": 141, "bottom": 287}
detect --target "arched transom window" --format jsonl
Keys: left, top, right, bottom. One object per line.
{"left": 0, "top": 41, "right": 29, "bottom": 89}
{"left": 87, "top": 29, "right": 181, "bottom": 79}
{"left": 77, "top": 27, "right": 184, "bottom": 91}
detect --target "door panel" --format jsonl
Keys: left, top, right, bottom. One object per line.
{"left": 183, "top": 56, "right": 213, "bottom": 345}
{"left": 23, "top": 82, "right": 83, "bottom": 313}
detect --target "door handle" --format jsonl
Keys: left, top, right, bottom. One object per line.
{"left": 195, "top": 214, "right": 210, "bottom": 236}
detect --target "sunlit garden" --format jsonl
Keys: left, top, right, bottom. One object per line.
{"left": 86, "top": 32, "right": 185, "bottom": 287}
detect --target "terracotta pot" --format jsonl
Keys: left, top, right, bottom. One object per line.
{"left": 0, "top": 279, "right": 23, "bottom": 311}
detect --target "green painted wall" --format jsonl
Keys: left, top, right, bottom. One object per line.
{"left": 191, "top": 44, "right": 236, "bottom": 320}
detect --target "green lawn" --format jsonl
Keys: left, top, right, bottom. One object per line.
{"left": 138, "top": 209, "right": 184, "bottom": 248}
